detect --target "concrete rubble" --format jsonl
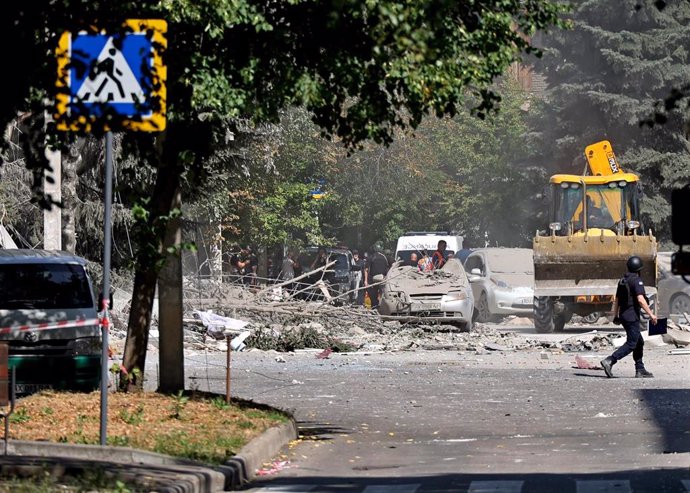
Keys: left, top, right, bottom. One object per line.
{"left": 105, "top": 280, "right": 690, "bottom": 356}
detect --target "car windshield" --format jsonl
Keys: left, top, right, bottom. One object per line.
{"left": 0, "top": 263, "right": 94, "bottom": 309}
{"left": 486, "top": 250, "right": 534, "bottom": 274}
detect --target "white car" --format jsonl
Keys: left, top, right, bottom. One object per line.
{"left": 378, "top": 258, "right": 474, "bottom": 331}
{"left": 464, "top": 248, "right": 534, "bottom": 323}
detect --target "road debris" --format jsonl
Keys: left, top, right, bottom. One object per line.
{"left": 256, "top": 459, "right": 291, "bottom": 476}
{"left": 316, "top": 348, "right": 333, "bottom": 359}
{"left": 662, "top": 318, "right": 690, "bottom": 347}
{"left": 105, "top": 279, "right": 640, "bottom": 356}
{"left": 574, "top": 355, "right": 602, "bottom": 370}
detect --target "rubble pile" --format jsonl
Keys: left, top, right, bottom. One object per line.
{"left": 107, "top": 281, "right": 690, "bottom": 355}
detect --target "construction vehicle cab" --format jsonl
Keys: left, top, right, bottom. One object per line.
{"left": 548, "top": 173, "right": 643, "bottom": 237}
{"left": 533, "top": 141, "right": 657, "bottom": 333}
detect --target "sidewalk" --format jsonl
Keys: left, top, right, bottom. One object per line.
{"left": 0, "top": 418, "right": 297, "bottom": 492}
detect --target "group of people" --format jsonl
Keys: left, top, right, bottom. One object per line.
{"left": 229, "top": 246, "right": 259, "bottom": 286}
{"left": 406, "top": 240, "right": 451, "bottom": 271}
{"left": 350, "top": 239, "right": 451, "bottom": 309}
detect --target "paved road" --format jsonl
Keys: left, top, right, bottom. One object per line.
{"left": 179, "top": 324, "right": 690, "bottom": 493}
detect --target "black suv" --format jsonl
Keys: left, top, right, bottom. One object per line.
{"left": 296, "top": 246, "right": 357, "bottom": 302}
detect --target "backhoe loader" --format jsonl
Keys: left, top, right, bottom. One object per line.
{"left": 532, "top": 140, "right": 657, "bottom": 333}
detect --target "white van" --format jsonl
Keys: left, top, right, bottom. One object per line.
{"left": 394, "top": 232, "right": 464, "bottom": 264}
{"left": 0, "top": 249, "right": 101, "bottom": 394}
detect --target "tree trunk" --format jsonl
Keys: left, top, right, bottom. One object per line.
{"left": 211, "top": 223, "right": 223, "bottom": 282}
{"left": 157, "top": 187, "right": 184, "bottom": 393}
{"left": 120, "top": 147, "right": 182, "bottom": 391}
{"left": 61, "top": 137, "right": 85, "bottom": 254}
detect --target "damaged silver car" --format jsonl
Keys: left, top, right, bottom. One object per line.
{"left": 377, "top": 258, "right": 474, "bottom": 330}
{"left": 464, "top": 247, "right": 534, "bottom": 323}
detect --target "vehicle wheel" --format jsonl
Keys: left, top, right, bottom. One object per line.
{"left": 670, "top": 293, "right": 690, "bottom": 317}
{"left": 581, "top": 312, "right": 601, "bottom": 324}
{"left": 534, "top": 296, "right": 555, "bottom": 333}
{"left": 476, "top": 292, "right": 492, "bottom": 323}
{"left": 554, "top": 313, "right": 567, "bottom": 332}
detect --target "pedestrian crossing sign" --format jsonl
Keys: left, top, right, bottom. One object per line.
{"left": 55, "top": 19, "right": 167, "bottom": 133}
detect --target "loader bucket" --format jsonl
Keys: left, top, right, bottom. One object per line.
{"left": 533, "top": 232, "right": 657, "bottom": 297}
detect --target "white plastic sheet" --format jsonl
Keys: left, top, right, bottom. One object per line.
{"left": 192, "top": 309, "right": 250, "bottom": 341}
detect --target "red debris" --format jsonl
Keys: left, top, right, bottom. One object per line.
{"left": 575, "top": 355, "right": 601, "bottom": 370}
{"left": 316, "top": 348, "right": 333, "bottom": 359}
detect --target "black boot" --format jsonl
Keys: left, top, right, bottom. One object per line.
{"left": 635, "top": 368, "right": 654, "bottom": 378}
{"left": 600, "top": 357, "right": 615, "bottom": 378}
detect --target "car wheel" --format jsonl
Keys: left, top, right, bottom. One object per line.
{"left": 476, "top": 292, "right": 492, "bottom": 323}
{"left": 534, "top": 296, "right": 555, "bottom": 333}
{"left": 670, "top": 293, "right": 690, "bottom": 317}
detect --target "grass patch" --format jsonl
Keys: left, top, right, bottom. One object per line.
{"left": 8, "top": 390, "right": 289, "bottom": 465}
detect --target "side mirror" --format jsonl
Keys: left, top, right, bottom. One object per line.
{"left": 471, "top": 268, "right": 482, "bottom": 276}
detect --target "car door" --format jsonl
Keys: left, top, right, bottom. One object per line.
{"left": 464, "top": 253, "right": 487, "bottom": 303}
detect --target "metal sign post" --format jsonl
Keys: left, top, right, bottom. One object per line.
{"left": 99, "top": 131, "right": 113, "bottom": 446}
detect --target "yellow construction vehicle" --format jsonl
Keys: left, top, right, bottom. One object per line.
{"left": 532, "top": 140, "right": 657, "bottom": 333}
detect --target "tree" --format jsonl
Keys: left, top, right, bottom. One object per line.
{"left": 308, "top": 79, "right": 541, "bottom": 250}
{"left": 1, "top": 1, "right": 565, "bottom": 391}
{"left": 528, "top": 0, "right": 690, "bottom": 244}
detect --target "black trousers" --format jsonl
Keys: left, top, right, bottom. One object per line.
{"left": 611, "top": 318, "right": 645, "bottom": 370}
{"left": 367, "top": 283, "right": 381, "bottom": 308}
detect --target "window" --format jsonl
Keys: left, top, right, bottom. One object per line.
{"left": 0, "top": 263, "right": 94, "bottom": 309}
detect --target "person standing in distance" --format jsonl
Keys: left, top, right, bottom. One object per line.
{"left": 600, "top": 255, "right": 657, "bottom": 378}
{"left": 365, "top": 242, "right": 390, "bottom": 309}
{"left": 351, "top": 249, "right": 366, "bottom": 306}
{"left": 431, "top": 240, "right": 447, "bottom": 269}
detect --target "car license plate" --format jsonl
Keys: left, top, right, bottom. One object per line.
{"left": 15, "top": 383, "right": 51, "bottom": 395}
{"left": 413, "top": 302, "right": 441, "bottom": 312}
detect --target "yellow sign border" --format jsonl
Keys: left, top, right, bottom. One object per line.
{"left": 55, "top": 19, "right": 167, "bottom": 133}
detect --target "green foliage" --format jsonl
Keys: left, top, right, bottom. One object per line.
{"left": 211, "top": 396, "right": 232, "bottom": 411}
{"left": 169, "top": 391, "right": 190, "bottom": 420}
{"left": 153, "top": 430, "right": 243, "bottom": 465}
{"left": 9, "top": 408, "right": 30, "bottom": 424}
{"left": 118, "top": 404, "right": 145, "bottom": 425}
{"left": 2, "top": 0, "right": 566, "bottom": 185}
{"left": 283, "top": 79, "right": 541, "bottom": 248}
{"left": 246, "top": 325, "right": 355, "bottom": 352}
{"left": 111, "top": 364, "right": 143, "bottom": 390}
{"left": 107, "top": 435, "right": 131, "bottom": 447}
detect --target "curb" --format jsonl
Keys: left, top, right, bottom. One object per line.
{"left": 222, "top": 417, "right": 299, "bottom": 489}
{"left": 0, "top": 417, "right": 299, "bottom": 492}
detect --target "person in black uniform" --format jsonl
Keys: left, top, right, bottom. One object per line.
{"left": 600, "top": 255, "right": 657, "bottom": 378}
